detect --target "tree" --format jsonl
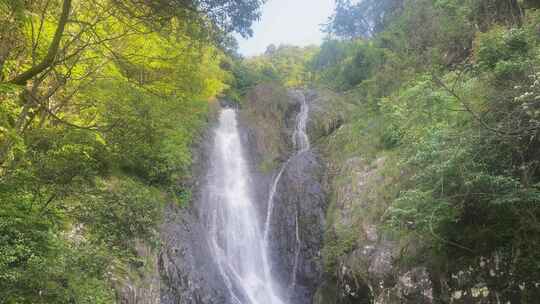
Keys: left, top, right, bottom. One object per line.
{"left": 7, "top": 0, "right": 72, "bottom": 85}
{"left": 325, "top": 0, "right": 402, "bottom": 39}
{"left": 110, "top": 0, "right": 264, "bottom": 39}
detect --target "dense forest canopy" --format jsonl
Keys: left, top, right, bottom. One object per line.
{"left": 0, "top": 0, "right": 262, "bottom": 302}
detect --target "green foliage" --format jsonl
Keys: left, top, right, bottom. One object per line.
{"left": 309, "top": 0, "right": 540, "bottom": 298}
{"left": 0, "top": 174, "right": 117, "bottom": 303}
{"left": 176, "top": 188, "right": 192, "bottom": 207}
{"left": 475, "top": 27, "right": 531, "bottom": 68}
{"left": 96, "top": 79, "right": 207, "bottom": 186}
{"left": 310, "top": 40, "right": 384, "bottom": 90}
{"left": 116, "top": 0, "right": 264, "bottom": 39}
{"left": 0, "top": 0, "right": 257, "bottom": 301}
{"left": 76, "top": 177, "right": 165, "bottom": 250}
{"left": 324, "top": 0, "right": 400, "bottom": 38}
{"left": 388, "top": 125, "right": 540, "bottom": 286}
{"left": 234, "top": 45, "right": 318, "bottom": 91}
{"left": 222, "top": 58, "right": 262, "bottom": 102}
{"left": 322, "top": 223, "right": 357, "bottom": 274}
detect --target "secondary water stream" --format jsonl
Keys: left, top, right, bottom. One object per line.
{"left": 204, "top": 92, "right": 310, "bottom": 304}
{"left": 264, "top": 91, "right": 310, "bottom": 295}
{"left": 264, "top": 92, "right": 310, "bottom": 243}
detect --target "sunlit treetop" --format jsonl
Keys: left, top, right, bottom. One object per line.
{"left": 325, "top": 0, "right": 400, "bottom": 39}
{"left": 112, "top": 0, "right": 265, "bottom": 39}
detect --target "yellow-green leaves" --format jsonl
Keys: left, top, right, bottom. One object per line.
{"left": 0, "top": 0, "right": 241, "bottom": 301}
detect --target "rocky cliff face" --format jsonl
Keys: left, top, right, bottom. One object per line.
{"left": 304, "top": 90, "right": 437, "bottom": 304}
{"left": 305, "top": 88, "right": 517, "bottom": 304}
{"left": 239, "top": 84, "right": 328, "bottom": 304}
{"left": 154, "top": 84, "right": 330, "bottom": 304}
{"left": 159, "top": 203, "right": 229, "bottom": 304}
{"left": 266, "top": 150, "right": 326, "bottom": 304}
{"left": 313, "top": 155, "right": 434, "bottom": 304}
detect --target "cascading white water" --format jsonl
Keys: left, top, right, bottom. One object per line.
{"left": 205, "top": 109, "right": 285, "bottom": 304}
{"left": 289, "top": 92, "right": 310, "bottom": 291}
{"left": 264, "top": 91, "right": 311, "bottom": 239}
{"left": 264, "top": 92, "right": 310, "bottom": 242}
{"left": 263, "top": 165, "right": 286, "bottom": 243}
{"left": 292, "top": 92, "right": 310, "bottom": 152}
{"left": 263, "top": 91, "right": 311, "bottom": 293}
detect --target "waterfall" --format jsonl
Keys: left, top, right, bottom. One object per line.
{"left": 263, "top": 91, "right": 311, "bottom": 293}
{"left": 205, "top": 109, "right": 285, "bottom": 304}
{"left": 289, "top": 209, "right": 301, "bottom": 291}
{"left": 292, "top": 92, "right": 310, "bottom": 152}
{"left": 264, "top": 91, "right": 311, "bottom": 239}
{"left": 263, "top": 165, "right": 286, "bottom": 243}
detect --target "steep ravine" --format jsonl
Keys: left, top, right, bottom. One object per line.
{"left": 121, "top": 83, "right": 537, "bottom": 304}
{"left": 120, "top": 83, "right": 419, "bottom": 304}
{"left": 120, "top": 84, "right": 434, "bottom": 304}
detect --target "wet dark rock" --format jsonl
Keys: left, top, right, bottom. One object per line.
{"left": 236, "top": 85, "right": 328, "bottom": 304}
{"left": 267, "top": 150, "right": 327, "bottom": 304}
{"left": 304, "top": 89, "right": 347, "bottom": 142}
{"left": 159, "top": 204, "right": 229, "bottom": 304}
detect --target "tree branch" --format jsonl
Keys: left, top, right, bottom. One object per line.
{"left": 7, "top": 0, "right": 72, "bottom": 85}
{"left": 431, "top": 73, "right": 537, "bottom": 137}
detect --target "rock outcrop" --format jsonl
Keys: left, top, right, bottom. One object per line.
{"left": 115, "top": 242, "right": 160, "bottom": 304}
{"left": 159, "top": 204, "right": 229, "bottom": 304}
{"left": 267, "top": 150, "right": 326, "bottom": 304}
{"left": 239, "top": 84, "right": 328, "bottom": 304}
{"left": 310, "top": 93, "right": 436, "bottom": 303}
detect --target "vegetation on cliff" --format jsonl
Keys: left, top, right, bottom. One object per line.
{"left": 318, "top": 2, "right": 540, "bottom": 298}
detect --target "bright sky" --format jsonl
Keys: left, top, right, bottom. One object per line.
{"left": 237, "top": 0, "right": 335, "bottom": 57}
